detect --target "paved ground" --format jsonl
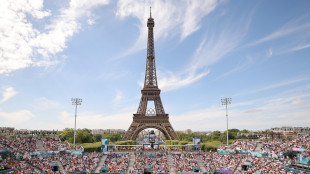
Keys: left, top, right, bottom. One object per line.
{"left": 127, "top": 152, "right": 135, "bottom": 174}
{"left": 36, "top": 138, "right": 47, "bottom": 153}
{"left": 167, "top": 154, "right": 176, "bottom": 174}
{"left": 196, "top": 155, "right": 207, "bottom": 172}
{"left": 95, "top": 155, "right": 107, "bottom": 173}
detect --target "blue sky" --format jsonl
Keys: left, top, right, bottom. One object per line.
{"left": 0, "top": 0, "right": 310, "bottom": 131}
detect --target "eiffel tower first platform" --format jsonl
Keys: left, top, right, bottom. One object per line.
{"left": 123, "top": 9, "right": 177, "bottom": 140}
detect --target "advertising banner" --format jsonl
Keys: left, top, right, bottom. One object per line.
{"left": 101, "top": 139, "right": 109, "bottom": 152}
{"left": 297, "top": 154, "right": 309, "bottom": 164}
{"left": 292, "top": 147, "right": 307, "bottom": 152}
{"left": 193, "top": 138, "right": 201, "bottom": 148}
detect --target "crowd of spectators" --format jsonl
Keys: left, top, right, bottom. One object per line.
{"left": 172, "top": 152, "right": 199, "bottom": 172}
{"left": 218, "top": 139, "right": 258, "bottom": 152}
{"left": 1, "top": 134, "right": 310, "bottom": 173}
{"left": 103, "top": 153, "right": 129, "bottom": 173}
{"left": 41, "top": 137, "right": 74, "bottom": 151}
{"left": 59, "top": 153, "right": 101, "bottom": 173}
{"left": 27, "top": 156, "right": 60, "bottom": 173}
{"left": 131, "top": 152, "right": 169, "bottom": 173}
{"left": 235, "top": 155, "right": 292, "bottom": 173}
{"left": 259, "top": 134, "right": 310, "bottom": 157}
{"left": 200, "top": 153, "right": 240, "bottom": 172}
{"left": 0, "top": 136, "right": 38, "bottom": 155}
{"left": 1, "top": 157, "right": 41, "bottom": 174}
{"left": 0, "top": 136, "right": 99, "bottom": 173}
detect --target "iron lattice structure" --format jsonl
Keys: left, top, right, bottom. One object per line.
{"left": 123, "top": 9, "right": 177, "bottom": 140}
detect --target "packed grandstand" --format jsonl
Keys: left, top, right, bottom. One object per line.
{"left": 0, "top": 134, "right": 309, "bottom": 174}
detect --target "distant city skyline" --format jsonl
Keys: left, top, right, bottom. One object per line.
{"left": 0, "top": 0, "right": 310, "bottom": 131}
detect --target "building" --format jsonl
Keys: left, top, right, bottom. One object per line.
{"left": 269, "top": 126, "right": 310, "bottom": 138}
{"left": 270, "top": 126, "right": 310, "bottom": 133}
{"left": 176, "top": 129, "right": 193, "bottom": 134}
{"left": 193, "top": 131, "right": 212, "bottom": 135}
{"left": 92, "top": 129, "right": 125, "bottom": 135}
{"left": 0, "top": 127, "right": 15, "bottom": 137}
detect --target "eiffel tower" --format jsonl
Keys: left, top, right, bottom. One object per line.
{"left": 123, "top": 8, "right": 177, "bottom": 140}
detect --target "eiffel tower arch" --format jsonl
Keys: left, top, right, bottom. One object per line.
{"left": 123, "top": 8, "right": 177, "bottom": 140}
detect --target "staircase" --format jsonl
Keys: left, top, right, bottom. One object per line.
{"left": 95, "top": 154, "right": 108, "bottom": 173}
{"left": 57, "top": 160, "right": 66, "bottom": 174}
{"left": 254, "top": 142, "right": 263, "bottom": 152}
{"left": 196, "top": 155, "right": 207, "bottom": 172}
{"left": 127, "top": 152, "right": 135, "bottom": 174}
{"left": 233, "top": 158, "right": 242, "bottom": 174}
{"left": 167, "top": 154, "right": 176, "bottom": 174}
{"left": 234, "top": 159, "right": 243, "bottom": 174}
{"left": 36, "top": 138, "right": 47, "bottom": 153}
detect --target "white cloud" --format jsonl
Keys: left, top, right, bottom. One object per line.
{"left": 157, "top": 10, "right": 253, "bottom": 91}
{"left": 158, "top": 69, "right": 209, "bottom": 92}
{"left": 30, "top": 97, "right": 61, "bottom": 111}
{"left": 249, "top": 19, "right": 310, "bottom": 46}
{"left": 87, "top": 18, "right": 95, "bottom": 25}
{"left": 215, "top": 55, "right": 254, "bottom": 80}
{"left": 247, "top": 17, "right": 310, "bottom": 55}
{"left": 236, "top": 76, "right": 310, "bottom": 96}
{"left": 0, "top": 87, "right": 17, "bottom": 103}
{"left": 116, "top": 0, "right": 220, "bottom": 55}
{"left": 172, "top": 92, "right": 310, "bottom": 131}
{"left": 190, "top": 15, "right": 251, "bottom": 72}
{"left": 0, "top": 0, "right": 109, "bottom": 74}
{"left": 113, "top": 90, "right": 124, "bottom": 106}
{"left": 47, "top": 111, "right": 132, "bottom": 130}
{"left": 291, "top": 99, "right": 306, "bottom": 105}
{"left": 285, "top": 43, "right": 310, "bottom": 53}
{"left": 0, "top": 109, "right": 36, "bottom": 125}
{"left": 267, "top": 48, "right": 273, "bottom": 57}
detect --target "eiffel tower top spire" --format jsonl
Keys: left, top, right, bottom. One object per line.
{"left": 144, "top": 6, "right": 157, "bottom": 88}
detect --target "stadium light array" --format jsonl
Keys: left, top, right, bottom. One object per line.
{"left": 71, "top": 98, "right": 82, "bottom": 148}
{"left": 221, "top": 98, "right": 232, "bottom": 146}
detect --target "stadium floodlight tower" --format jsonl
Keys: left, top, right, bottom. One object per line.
{"left": 221, "top": 98, "right": 232, "bottom": 146}
{"left": 71, "top": 98, "right": 82, "bottom": 148}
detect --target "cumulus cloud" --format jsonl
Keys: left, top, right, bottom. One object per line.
{"left": 0, "top": 109, "right": 36, "bottom": 125}
{"left": 0, "top": 87, "right": 17, "bottom": 103}
{"left": 47, "top": 111, "right": 132, "bottom": 130}
{"left": 0, "top": 0, "right": 109, "bottom": 74}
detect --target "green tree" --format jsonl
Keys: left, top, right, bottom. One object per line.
{"left": 240, "top": 129, "right": 249, "bottom": 133}
{"left": 93, "top": 134, "right": 102, "bottom": 142}
{"left": 102, "top": 133, "right": 124, "bottom": 142}
{"left": 211, "top": 131, "right": 221, "bottom": 141}
{"left": 60, "top": 128, "right": 94, "bottom": 144}
{"left": 60, "top": 128, "right": 74, "bottom": 143}
{"left": 75, "top": 129, "right": 94, "bottom": 144}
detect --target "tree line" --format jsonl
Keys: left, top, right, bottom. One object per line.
{"left": 58, "top": 128, "right": 256, "bottom": 145}
{"left": 58, "top": 128, "right": 124, "bottom": 144}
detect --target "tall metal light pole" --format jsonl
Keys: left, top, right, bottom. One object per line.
{"left": 71, "top": 98, "right": 82, "bottom": 148}
{"left": 221, "top": 98, "right": 231, "bottom": 146}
